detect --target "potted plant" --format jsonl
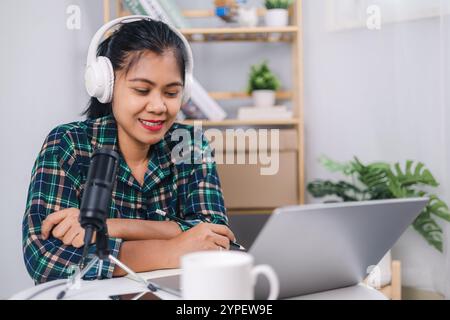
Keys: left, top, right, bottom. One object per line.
{"left": 247, "top": 61, "right": 281, "bottom": 108}
{"left": 307, "top": 156, "right": 450, "bottom": 290}
{"left": 264, "top": 0, "right": 294, "bottom": 27}
{"left": 308, "top": 156, "right": 450, "bottom": 252}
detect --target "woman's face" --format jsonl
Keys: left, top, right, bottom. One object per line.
{"left": 112, "top": 50, "right": 184, "bottom": 149}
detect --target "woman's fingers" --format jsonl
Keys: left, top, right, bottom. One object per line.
{"left": 72, "top": 231, "right": 86, "bottom": 248}
{"left": 41, "top": 210, "right": 68, "bottom": 239}
{"left": 51, "top": 216, "right": 75, "bottom": 239}
{"left": 62, "top": 226, "right": 81, "bottom": 246}
{"left": 209, "top": 224, "right": 236, "bottom": 242}
{"left": 205, "top": 231, "right": 230, "bottom": 250}
{"left": 213, "top": 233, "right": 230, "bottom": 250}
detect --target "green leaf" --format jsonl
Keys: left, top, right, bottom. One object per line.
{"left": 427, "top": 194, "right": 450, "bottom": 222}
{"left": 318, "top": 155, "right": 353, "bottom": 175}
{"left": 413, "top": 208, "right": 443, "bottom": 252}
{"left": 307, "top": 180, "right": 362, "bottom": 201}
{"left": 247, "top": 61, "right": 281, "bottom": 93}
{"left": 394, "top": 161, "right": 438, "bottom": 187}
{"left": 352, "top": 160, "right": 393, "bottom": 198}
{"left": 265, "top": 0, "right": 293, "bottom": 9}
{"left": 387, "top": 177, "right": 407, "bottom": 198}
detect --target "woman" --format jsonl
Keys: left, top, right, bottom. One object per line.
{"left": 22, "top": 18, "right": 235, "bottom": 284}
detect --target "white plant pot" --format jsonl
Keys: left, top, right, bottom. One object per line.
{"left": 265, "top": 9, "right": 289, "bottom": 27}
{"left": 378, "top": 250, "right": 393, "bottom": 287}
{"left": 252, "top": 90, "right": 276, "bottom": 108}
{"left": 366, "top": 250, "right": 392, "bottom": 289}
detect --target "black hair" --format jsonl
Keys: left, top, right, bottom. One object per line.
{"left": 82, "top": 19, "right": 187, "bottom": 119}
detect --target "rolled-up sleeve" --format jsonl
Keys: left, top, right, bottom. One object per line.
{"left": 22, "top": 127, "right": 122, "bottom": 283}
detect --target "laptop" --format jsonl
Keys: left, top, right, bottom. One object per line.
{"left": 150, "top": 198, "right": 428, "bottom": 299}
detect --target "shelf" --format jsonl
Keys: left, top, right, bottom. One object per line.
{"left": 180, "top": 26, "right": 298, "bottom": 42}
{"left": 209, "top": 90, "right": 292, "bottom": 100}
{"left": 181, "top": 118, "right": 300, "bottom": 127}
{"left": 180, "top": 26, "right": 298, "bottom": 35}
{"left": 182, "top": 8, "right": 268, "bottom": 18}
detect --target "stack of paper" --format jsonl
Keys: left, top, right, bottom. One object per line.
{"left": 237, "top": 106, "right": 293, "bottom": 120}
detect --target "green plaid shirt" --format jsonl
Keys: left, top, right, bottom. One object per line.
{"left": 22, "top": 115, "right": 228, "bottom": 283}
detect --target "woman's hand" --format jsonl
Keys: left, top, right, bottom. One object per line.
{"left": 166, "top": 223, "right": 236, "bottom": 266}
{"left": 41, "top": 208, "right": 89, "bottom": 248}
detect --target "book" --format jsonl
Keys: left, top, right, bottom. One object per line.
{"left": 123, "top": 0, "right": 169, "bottom": 21}
{"left": 176, "top": 110, "right": 186, "bottom": 121}
{"left": 144, "top": 0, "right": 172, "bottom": 22}
{"left": 237, "top": 106, "right": 293, "bottom": 120}
{"left": 190, "top": 78, "right": 227, "bottom": 121}
{"left": 180, "top": 100, "right": 208, "bottom": 120}
{"left": 156, "top": 0, "right": 191, "bottom": 28}
{"left": 123, "top": 0, "right": 147, "bottom": 15}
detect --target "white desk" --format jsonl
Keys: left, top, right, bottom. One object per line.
{"left": 290, "top": 284, "right": 387, "bottom": 300}
{"left": 10, "top": 269, "right": 182, "bottom": 300}
{"left": 11, "top": 269, "right": 387, "bottom": 300}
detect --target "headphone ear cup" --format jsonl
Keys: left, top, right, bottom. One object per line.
{"left": 182, "top": 73, "right": 193, "bottom": 105}
{"left": 85, "top": 60, "right": 101, "bottom": 99}
{"left": 84, "top": 56, "right": 114, "bottom": 104}
{"left": 97, "top": 56, "right": 114, "bottom": 103}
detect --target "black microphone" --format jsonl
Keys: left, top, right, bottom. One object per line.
{"left": 79, "top": 148, "right": 119, "bottom": 264}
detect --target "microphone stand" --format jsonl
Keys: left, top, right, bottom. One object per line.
{"left": 56, "top": 224, "right": 180, "bottom": 300}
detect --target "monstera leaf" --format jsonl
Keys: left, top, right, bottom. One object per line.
{"left": 394, "top": 161, "right": 438, "bottom": 188}
{"left": 354, "top": 159, "right": 393, "bottom": 199}
{"left": 319, "top": 156, "right": 353, "bottom": 175}
{"left": 413, "top": 205, "right": 443, "bottom": 252}
{"left": 427, "top": 194, "right": 450, "bottom": 221}
{"left": 307, "top": 180, "right": 362, "bottom": 202}
{"left": 407, "top": 192, "right": 450, "bottom": 252}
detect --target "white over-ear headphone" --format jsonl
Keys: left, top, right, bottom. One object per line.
{"left": 85, "top": 15, "right": 193, "bottom": 104}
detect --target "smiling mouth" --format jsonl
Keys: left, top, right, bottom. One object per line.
{"left": 139, "top": 119, "right": 165, "bottom": 126}
{"left": 138, "top": 118, "right": 165, "bottom": 132}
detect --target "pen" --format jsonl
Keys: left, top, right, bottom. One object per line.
{"left": 155, "top": 209, "right": 246, "bottom": 251}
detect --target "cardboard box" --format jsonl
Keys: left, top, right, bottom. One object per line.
{"left": 207, "top": 129, "right": 299, "bottom": 209}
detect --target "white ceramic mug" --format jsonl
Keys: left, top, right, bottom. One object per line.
{"left": 181, "top": 251, "right": 279, "bottom": 300}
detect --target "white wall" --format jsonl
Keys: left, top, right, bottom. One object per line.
{"left": 1, "top": 0, "right": 448, "bottom": 298}
{"left": 0, "top": 0, "right": 104, "bottom": 298}
{"left": 301, "top": 0, "right": 449, "bottom": 293}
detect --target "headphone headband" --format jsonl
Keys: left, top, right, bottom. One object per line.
{"left": 85, "top": 15, "right": 193, "bottom": 104}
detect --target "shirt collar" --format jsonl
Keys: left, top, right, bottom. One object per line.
{"left": 89, "top": 114, "right": 173, "bottom": 193}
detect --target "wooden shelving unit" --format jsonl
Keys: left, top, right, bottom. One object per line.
{"left": 181, "top": 26, "right": 298, "bottom": 42}
{"left": 105, "top": 0, "right": 305, "bottom": 208}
